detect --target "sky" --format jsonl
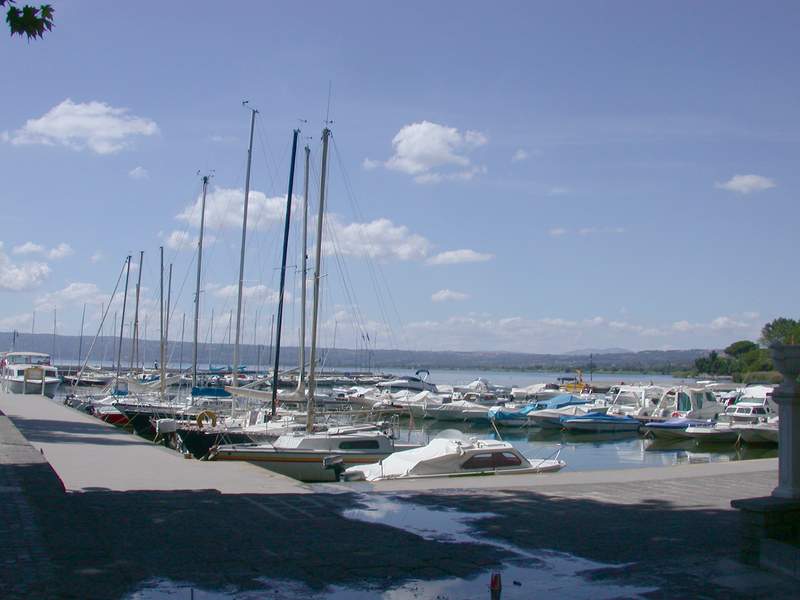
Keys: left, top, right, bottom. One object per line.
{"left": 0, "top": 1, "right": 798, "bottom": 355}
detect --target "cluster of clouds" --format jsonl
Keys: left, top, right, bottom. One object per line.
{"left": 3, "top": 99, "right": 158, "bottom": 155}
{"left": 0, "top": 241, "right": 77, "bottom": 292}
{"left": 13, "top": 241, "right": 74, "bottom": 260}
{"left": 715, "top": 174, "right": 776, "bottom": 195}
{"left": 364, "top": 121, "right": 488, "bottom": 184}
{"left": 1, "top": 101, "right": 785, "bottom": 352}
{"left": 0, "top": 242, "right": 51, "bottom": 292}
{"left": 404, "top": 312, "right": 763, "bottom": 353}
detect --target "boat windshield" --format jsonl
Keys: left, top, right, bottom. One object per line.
{"left": 6, "top": 354, "right": 51, "bottom": 366}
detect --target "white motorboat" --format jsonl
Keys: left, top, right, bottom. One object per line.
{"left": 1, "top": 352, "right": 61, "bottom": 398}
{"left": 647, "top": 387, "right": 724, "bottom": 420}
{"left": 561, "top": 412, "right": 641, "bottom": 433}
{"left": 527, "top": 404, "right": 592, "bottom": 429}
{"left": 682, "top": 423, "right": 739, "bottom": 444}
{"left": 343, "top": 437, "right": 565, "bottom": 481}
{"left": 423, "top": 399, "right": 489, "bottom": 422}
{"left": 375, "top": 369, "right": 438, "bottom": 394}
{"left": 733, "top": 419, "right": 779, "bottom": 445}
{"left": 605, "top": 385, "right": 665, "bottom": 418}
{"left": 209, "top": 426, "right": 417, "bottom": 482}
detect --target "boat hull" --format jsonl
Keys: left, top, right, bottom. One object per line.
{"left": 5, "top": 378, "right": 61, "bottom": 398}
{"left": 562, "top": 420, "right": 640, "bottom": 433}
{"left": 736, "top": 427, "right": 779, "bottom": 445}
{"left": 211, "top": 446, "right": 393, "bottom": 482}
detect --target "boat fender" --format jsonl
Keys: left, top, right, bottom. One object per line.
{"left": 196, "top": 410, "right": 218, "bottom": 429}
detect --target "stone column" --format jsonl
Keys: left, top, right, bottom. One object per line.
{"left": 771, "top": 343, "right": 800, "bottom": 499}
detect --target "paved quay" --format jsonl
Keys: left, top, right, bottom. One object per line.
{"left": 0, "top": 392, "right": 307, "bottom": 494}
{"left": 1, "top": 391, "right": 797, "bottom": 599}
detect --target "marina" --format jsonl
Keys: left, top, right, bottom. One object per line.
{"left": 2, "top": 3, "right": 799, "bottom": 597}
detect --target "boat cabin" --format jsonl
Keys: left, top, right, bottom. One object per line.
{"left": 652, "top": 387, "right": 722, "bottom": 419}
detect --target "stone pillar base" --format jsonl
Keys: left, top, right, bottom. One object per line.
{"left": 732, "top": 496, "right": 800, "bottom": 577}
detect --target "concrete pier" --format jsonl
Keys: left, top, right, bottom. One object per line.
{"left": 0, "top": 392, "right": 307, "bottom": 494}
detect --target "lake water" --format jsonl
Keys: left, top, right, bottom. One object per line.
{"left": 392, "top": 419, "right": 776, "bottom": 472}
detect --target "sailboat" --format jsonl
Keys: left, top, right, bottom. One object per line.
{"left": 210, "top": 126, "right": 414, "bottom": 481}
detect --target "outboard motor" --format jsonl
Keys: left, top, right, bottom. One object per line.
{"left": 323, "top": 455, "right": 346, "bottom": 481}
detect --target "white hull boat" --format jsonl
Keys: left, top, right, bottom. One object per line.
{"left": 344, "top": 437, "right": 565, "bottom": 482}
{"left": 734, "top": 421, "right": 779, "bottom": 445}
{"left": 1, "top": 352, "right": 61, "bottom": 398}
{"left": 210, "top": 428, "right": 416, "bottom": 482}
{"left": 682, "top": 423, "right": 739, "bottom": 444}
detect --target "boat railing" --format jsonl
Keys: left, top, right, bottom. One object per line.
{"left": 529, "top": 444, "right": 563, "bottom": 470}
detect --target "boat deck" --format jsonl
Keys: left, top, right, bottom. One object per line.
{"left": 0, "top": 392, "right": 307, "bottom": 494}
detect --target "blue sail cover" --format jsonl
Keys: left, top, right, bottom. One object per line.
{"left": 561, "top": 412, "right": 639, "bottom": 424}
{"left": 489, "top": 394, "right": 587, "bottom": 421}
{"left": 528, "top": 394, "right": 588, "bottom": 412}
{"left": 191, "top": 386, "right": 232, "bottom": 398}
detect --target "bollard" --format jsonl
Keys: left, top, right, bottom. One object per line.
{"left": 490, "top": 571, "right": 502, "bottom": 598}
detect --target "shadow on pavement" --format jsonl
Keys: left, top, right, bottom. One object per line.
{"left": 3, "top": 462, "right": 796, "bottom": 599}
{"left": 9, "top": 416, "right": 140, "bottom": 446}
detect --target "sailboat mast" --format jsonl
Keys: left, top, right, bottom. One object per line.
{"left": 296, "top": 144, "right": 310, "bottom": 397}
{"left": 179, "top": 312, "right": 185, "bottom": 372}
{"left": 115, "top": 255, "right": 132, "bottom": 387}
{"left": 306, "top": 127, "right": 330, "bottom": 432}
{"left": 165, "top": 262, "right": 172, "bottom": 366}
{"left": 270, "top": 129, "right": 299, "bottom": 418}
{"left": 130, "top": 250, "right": 143, "bottom": 373}
{"left": 77, "top": 303, "right": 86, "bottom": 368}
{"left": 232, "top": 105, "right": 258, "bottom": 388}
{"left": 159, "top": 246, "right": 166, "bottom": 397}
{"left": 192, "top": 174, "right": 210, "bottom": 389}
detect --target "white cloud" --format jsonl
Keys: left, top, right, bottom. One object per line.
{"left": 548, "top": 227, "right": 568, "bottom": 237}
{"left": 362, "top": 158, "right": 380, "bottom": 170}
{"left": 512, "top": 149, "right": 529, "bottom": 162}
{"left": 36, "top": 282, "right": 104, "bottom": 309}
{"left": 426, "top": 249, "right": 494, "bottom": 266}
{"left": 431, "top": 289, "right": 469, "bottom": 302}
{"left": 672, "top": 314, "right": 755, "bottom": 333}
{"left": 176, "top": 187, "right": 290, "bottom": 232}
{"left": 710, "top": 316, "right": 748, "bottom": 330}
{"left": 12, "top": 242, "right": 44, "bottom": 255}
{"left": 12, "top": 241, "right": 73, "bottom": 260}
{"left": 4, "top": 99, "right": 159, "bottom": 154}
{"left": 382, "top": 121, "right": 487, "bottom": 183}
{"left": 0, "top": 242, "right": 50, "bottom": 291}
{"left": 162, "top": 230, "right": 197, "bottom": 251}
{"left": 47, "top": 243, "right": 73, "bottom": 259}
{"left": 90, "top": 252, "right": 104, "bottom": 264}
{"left": 210, "top": 283, "right": 282, "bottom": 303}
{"left": 715, "top": 174, "right": 776, "bottom": 194}
{"left": 671, "top": 320, "right": 694, "bottom": 332}
{"left": 0, "top": 313, "right": 32, "bottom": 330}
{"left": 413, "top": 165, "right": 487, "bottom": 184}
{"left": 325, "top": 216, "right": 432, "bottom": 261}
{"left": 129, "top": 166, "right": 149, "bottom": 180}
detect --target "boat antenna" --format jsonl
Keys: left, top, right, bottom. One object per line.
{"left": 325, "top": 81, "right": 333, "bottom": 126}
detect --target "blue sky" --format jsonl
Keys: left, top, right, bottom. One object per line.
{"left": 0, "top": 1, "right": 797, "bottom": 354}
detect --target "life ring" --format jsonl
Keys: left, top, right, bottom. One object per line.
{"left": 196, "top": 410, "right": 217, "bottom": 429}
